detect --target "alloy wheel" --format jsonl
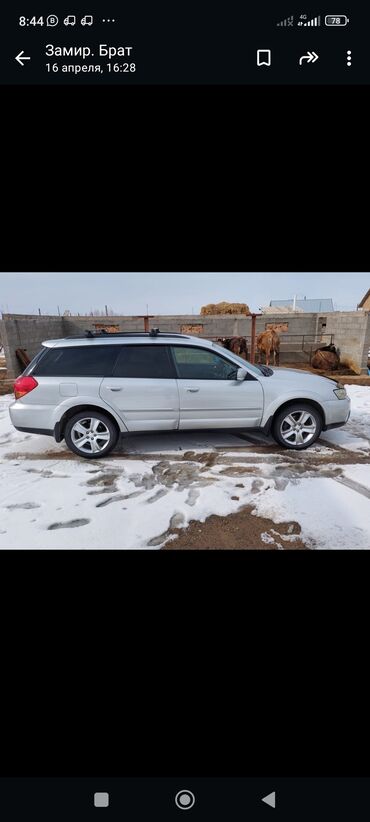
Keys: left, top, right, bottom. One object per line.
{"left": 280, "top": 410, "right": 317, "bottom": 446}
{"left": 70, "top": 417, "right": 111, "bottom": 454}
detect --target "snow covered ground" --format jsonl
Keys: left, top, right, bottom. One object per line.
{"left": 320, "top": 385, "right": 370, "bottom": 454}
{"left": 1, "top": 384, "right": 370, "bottom": 550}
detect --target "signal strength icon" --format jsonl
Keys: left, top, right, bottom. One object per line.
{"left": 298, "top": 15, "right": 321, "bottom": 26}
{"left": 277, "top": 15, "right": 294, "bottom": 26}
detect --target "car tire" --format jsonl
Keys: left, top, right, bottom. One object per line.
{"left": 272, "top": 403, "right": 322, "bottom": 450}
{"left": 64, "top": 411, "right": 119, "bottom": 459}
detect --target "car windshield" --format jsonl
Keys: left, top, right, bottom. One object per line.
{"left": 212, "top": 342, "right": 266, "bottom": 376}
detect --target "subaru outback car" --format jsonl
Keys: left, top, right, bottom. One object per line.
{"left": 9, "top": 330, "right": 351, "bottom": 458}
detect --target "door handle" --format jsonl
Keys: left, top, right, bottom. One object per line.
{"left": 105, "top": 386, "right": 122, "bottom": 391}
{"left": 186, "top": 388, "right": 199, "bottom": 392}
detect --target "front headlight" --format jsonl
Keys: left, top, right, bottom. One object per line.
{"left": 333, "top": 387, "right": 347, "bottom": 399}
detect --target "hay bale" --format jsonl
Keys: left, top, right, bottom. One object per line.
{"left": 200, "top": 302, "right": 250, "bottom": 315}
{"left": 340, "top": 355, "right": 362, "bottom": 376}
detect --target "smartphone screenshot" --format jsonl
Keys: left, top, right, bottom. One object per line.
{"left": 0, "top": 0, "right": 367, "bottom": 814}
{"left": 0, "top": 2, "right": 366, "bottom": 84}
{"left": 1, "top": 271, "right": 369, "bottom": 551}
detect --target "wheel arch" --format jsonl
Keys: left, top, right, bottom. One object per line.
{"left": 263, "top": 398, "right": 325, "bottom": 435}
{"left": 55, "top": 404, "right": 125, "bottom": 442}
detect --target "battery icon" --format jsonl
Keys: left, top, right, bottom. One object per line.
{"left": 325, "top": 15, "right": 349, "bottom": 26}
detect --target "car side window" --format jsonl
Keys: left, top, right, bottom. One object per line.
{"left": 23, "top": 348, "right": 48, "bottom": 375}
{"left": 112, "top": 345, "right": 176, "bottom": 378}
{"left": 33, "top": 346, "right": 119, "bottom": 377}
{"left": 171, "top": 346, "right": 238, "bottom": 380}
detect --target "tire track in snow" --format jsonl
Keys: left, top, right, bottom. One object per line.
{"left": 332, "top": 476, "right": 370, "bottom": 499}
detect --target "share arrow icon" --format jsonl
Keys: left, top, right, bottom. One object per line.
{"left": 299, "top": 51, "right": 319, "bottom": 65}
{"left": 15, "top": 51, "right": 31, "bottom": 66}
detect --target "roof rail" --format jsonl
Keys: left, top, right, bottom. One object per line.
{"left": 78, "top": 329, "right": 190, "bottom": 340}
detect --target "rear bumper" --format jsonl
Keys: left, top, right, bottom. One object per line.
{"left": 9, "top": 400, "right": 55, "bottom": 432}
{"left": 12, "top": 422, "right": 63, "bottom": 441}
{"left": 12, "top": 425, "right": 54, "bottom": 437}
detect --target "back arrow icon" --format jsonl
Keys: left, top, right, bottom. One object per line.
{"left": 299, "top": 51, "right": 319, "bottom": 65}
{"left": 15, "top": 51, "right": 31, "bottom": 66}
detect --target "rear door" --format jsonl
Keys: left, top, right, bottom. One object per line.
{"left": 99, "top": 344, "right": 180, "bottom": 431}
{"left": 171, "top": 345, "right": 264, "bottom": 428}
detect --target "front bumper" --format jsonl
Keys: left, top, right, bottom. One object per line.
{"left": 322, "top": 397, "right": 351, "bottom": 430}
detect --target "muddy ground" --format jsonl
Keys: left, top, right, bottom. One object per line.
{"left": 162, "top": 505, "right": 307, "bottom": 549}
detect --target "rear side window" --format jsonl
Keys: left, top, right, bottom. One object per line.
{"left": 33, "top": 346, "right": 119, "bottom": 377}
{"left": 112, "top": 345, "right": 175, "bottom": 378}
{"left": 23, "top": 348, "right": 48, "bottom": 375}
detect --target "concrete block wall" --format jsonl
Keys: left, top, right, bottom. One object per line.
{"left": 1, "top": 310, "right": 369, "bottom": 377}
{"left": 64, "top": 310, "right": 370, "bottom": 371}
{"left": 324, "top": 311, "right": 370, "bottom": 374}
{"left": 0, "top": 315, "right": 65, "bottom": 378}
{"left": 363, "top": 313, "right": 370, "bottom": 368}
{"left": 63, "top": 316, "right": 147, "bottom": 334}
{"left": 64, "top": 312, "right": 319, "bottom": 339}
{"left": 63, "top": 314, "right": 252, "bottom": 337}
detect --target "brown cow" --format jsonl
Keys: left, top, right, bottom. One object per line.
{"left": 256, "top": 324, "right": 286, "bottom": 366}
{"left": 311, "top": 344, "right": 340, "bottom": 371}
{"left": 218, "top": 336, "right": 248, "bottom": 360}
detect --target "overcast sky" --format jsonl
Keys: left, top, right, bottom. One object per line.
{"left": 0, "top": 272, "right": 368, "bottom": 315}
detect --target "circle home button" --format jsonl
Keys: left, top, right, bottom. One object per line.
{"left": 175, "top": 790, "right": 196, "bottom": 810}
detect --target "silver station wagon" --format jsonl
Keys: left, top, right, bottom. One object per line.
{"left": 9, "top": 330, "right": 351, "bottom": 458}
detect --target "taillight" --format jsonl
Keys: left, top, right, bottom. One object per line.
{"left": 14, "top": 375, "right": 38, "bottom": 400}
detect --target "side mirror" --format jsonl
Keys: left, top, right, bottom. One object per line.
{"left": 236, "top": 367, "right": 246, "bottom": 381}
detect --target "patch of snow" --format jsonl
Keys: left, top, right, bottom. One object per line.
{"left": 0, "top": 456, "right": 254, "bottom": 549}
{"left": 260, "top": 532, "right": 275, "bottom": 544}
{"left": 320, "top": 429, "right": 369, "bottom": 453}
{"left": 250, "top": 477, "right": 370, "bottom": 549}
{"left": 320, "top": 385, "right": 370, "bottom": 453}
{"left": 342, "top": 464, "right": 370, "bottom": 490}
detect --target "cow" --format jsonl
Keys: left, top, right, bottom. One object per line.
{"left": 256, "top": 324, "right": 286, "bottom": 367}
{"left": 217, "top": 336, "right": 248, "bottom": 360}
{"left": 311, "top": 343, "right": 340, "bottom": 371}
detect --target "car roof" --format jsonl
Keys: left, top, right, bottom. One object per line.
{"left": 41, "top": 334, "right": 217, "bottom": 349}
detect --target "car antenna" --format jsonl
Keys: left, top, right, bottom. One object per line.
{"left": 149, "top": 328, "right": 160, "bottom": 336}
{"left": 85, "top": 329, "right": 94, "bottom": 337}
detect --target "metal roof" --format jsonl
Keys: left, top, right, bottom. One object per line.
{"left": 270, "top": 298, "right": 334, "bottom": 312}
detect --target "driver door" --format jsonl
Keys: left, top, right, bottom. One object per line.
{"left": 170, "top": 345, "right": 264, "bottom": 429}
